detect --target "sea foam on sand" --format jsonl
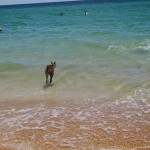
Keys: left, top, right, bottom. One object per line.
{"left": 0, "top": 89, "right": 150, "bottom": 149}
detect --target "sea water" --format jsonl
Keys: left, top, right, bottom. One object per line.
{"left": 0, "top": 1, "right": 150, "bottom": 149}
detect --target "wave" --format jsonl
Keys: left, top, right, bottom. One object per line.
{"left": 0, "top": 62, "right": 28, "bottom": 72}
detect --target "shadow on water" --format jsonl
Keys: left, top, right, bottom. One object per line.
{"left": 43, "top": 82, "right": 55, "bottom": 89}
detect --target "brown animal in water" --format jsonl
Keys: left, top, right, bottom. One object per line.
{"left": 45, "top": 61, "right": 56, "bottom": 84}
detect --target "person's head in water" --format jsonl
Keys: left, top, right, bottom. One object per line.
{"left": 84, "top": 11, "right": 88, "bottom": 15}
{"left": 59, "top": 10, "right": 64, "bottom": 16}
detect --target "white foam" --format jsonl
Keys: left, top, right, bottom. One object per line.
{"left": 14, "top": 143, "right": 33, "bottom": 150}
{"left": 103, "top": 126, "right": 117, "bottom": 131}
{"left": 73, "top": 111, "right": 86, "bottom": 121}
{"left": 51, "top": 109, "right": 61, "bottom": 118}
{"left": 137, "top": 45, "right": 150, "bottom": 51}
{"left": 1, "top": 143, "right": 33, "bottom": 150}
{"left": 80, "top": 125, "right": 90, "bottom": 130}
{"left": 0, "top": 88, "right": 150, "bottom": 149}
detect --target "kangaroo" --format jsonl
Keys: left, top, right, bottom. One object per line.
{"left": 45, "top": 61, "right": 56, "bottom": 84}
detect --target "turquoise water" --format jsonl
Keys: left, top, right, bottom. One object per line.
{"left": 0, "top": 1, "right": 150, "bottom": 101}
{"left": 0, "top": 1, "right": 150, "bottom": 149}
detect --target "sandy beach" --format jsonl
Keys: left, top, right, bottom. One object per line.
{"left": 0, "top": 93, "right": 150, "bottom": 149}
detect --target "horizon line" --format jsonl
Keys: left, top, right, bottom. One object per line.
{"left": 0, "top": 0, "right": 149, "bottom": 7}
{"left": 0, "top": 0, "right": 82, "bottom": 6}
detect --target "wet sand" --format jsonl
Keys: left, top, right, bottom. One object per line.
{"left": 0, "top": 94, "right": 150, "bottom": 150}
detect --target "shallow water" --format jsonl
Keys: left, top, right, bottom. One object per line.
{"left": 0, "top": 89, "right": 150, "bottom": 149}
{"left": 0, "top": 1, "right": 150, "bottom": 149}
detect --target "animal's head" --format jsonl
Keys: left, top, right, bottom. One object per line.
{"left": 51, "top": 61, "right": 56, "bottom": 68}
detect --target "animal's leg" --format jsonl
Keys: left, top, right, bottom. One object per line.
{"left": 46, "top": 75, "right": 48, "bottom": 84}
{"left": 50, "top": 73, "right": 54, "bottom": 83}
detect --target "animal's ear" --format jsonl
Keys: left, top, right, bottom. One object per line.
{"left": 54, "top": 61, "right": 56, "bottom": 64}
{"left": 51, "top": 61, "right": 53, "bottom": 64}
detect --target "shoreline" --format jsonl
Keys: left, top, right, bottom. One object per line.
{"left": 0, "top": 96, "right": 149, "bottom": 149}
